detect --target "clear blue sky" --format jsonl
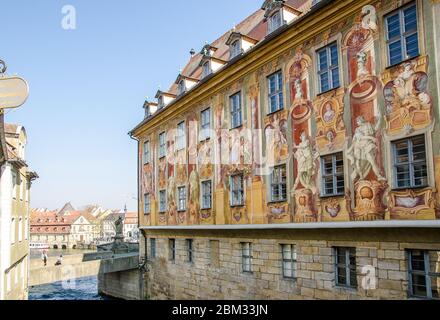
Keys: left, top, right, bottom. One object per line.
{"left": 1, "top": 0, "right": 259, "bottom": 211}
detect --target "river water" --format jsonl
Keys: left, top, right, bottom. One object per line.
{"left": 28, "top": 276, "right": 110, "bottom": 300}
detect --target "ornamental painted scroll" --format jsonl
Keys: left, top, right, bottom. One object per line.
{"left": 389, "top": 188, "right": 436, "bottom": 220}
{"left": 382, "top": 56, "right": 433, "bottom": 136}
{"left": 313, "top": 87, "right": 346, "bottom": 152}
{"left": 351, "top": 180, "right": 387, "bottom": 221}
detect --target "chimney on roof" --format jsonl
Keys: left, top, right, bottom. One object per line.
{"left": 190, "top": 48, "right": 196, "bottom": 57}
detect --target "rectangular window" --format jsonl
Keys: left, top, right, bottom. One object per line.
{"left": 317, "top": 42, "right": 340, "bottom": 93}
{"left": 143, "top": 194, "right": 151, "bottom": 215}
{"left": 177, "top": 186, "right": 187, "bottom": 212}
{"left": 143, "top": 141, "right": 150, "bottom": 164}
{"left": 18, "top": 218, "right": 23, "bottom": 242}
{"left": 268, "top": 11, "right": 283, "bottom": 33}
{"left": 281, "top": 244, "right": 297, "bottom": 279}
{"left": 159, "top": 132, "right": 166, "bottom": 158}
{"left": 11, "top": 218, "right": 16, "bottom": 245}
{"left": 241, "top": 242, "right": 252, "bottom": 273}
{"left": 150, "top": 238, "right": 156, "bottom": 259}
{"left": 169, "top": 239, "right": 176, "bottom": 262}
{"left": 201, "top": 180, "right": 212, "bottom": 209}
{"left": 12, "top": 172, "right": 17, "bottom": 200}
{"left": 186, "top": 239, "right": 194, "bottom": 263}
{"left": 200, "top": 108, "right": 211, "bottom": 140}
{"left": 159, "top": 190, "right": 167, "bottom": 213}
{"left": 271, "top": 165, "right": 287, "bottom": 202}
{"left": 408, "top": 250, "right": 440, "bottom": 300}
{"left": 230, "top": 174, "right": 244, "bottom": 207}
{"left": 176, "top": 121, "right": 186, "bottom": 151}
{"left": 321, "top": 153, "right": 345, "bottom": 197}
{"left": 335, "top": 247, "right": 357, "bottom": 288}
{"left": 385, "top": 2, "right": 419, "bottom": 66}
{"left": 230, "top": 40, "right": 241, "bottom": 58}
{"left": 268, "top": 71, "right": 284, "bottom": 113}
{"left": 230, "top": 92, "right": 242, "bottom": 129}
{"left": 393, "top": 135, "right": 428, "bottom": 189}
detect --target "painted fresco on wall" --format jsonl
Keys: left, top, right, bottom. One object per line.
{"left": 382, "top": 56, "right": 433, "bottom": 136}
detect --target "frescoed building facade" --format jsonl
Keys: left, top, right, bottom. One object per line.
{"left": 131, "top": 0, "right": 440, "bottom": 300}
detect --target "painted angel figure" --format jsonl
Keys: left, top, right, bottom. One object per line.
{"left": 347, "top": 116, "right": 385, "bottom": 181}
{"left": 292, "top": 132, "right": 319, "bottom": 193}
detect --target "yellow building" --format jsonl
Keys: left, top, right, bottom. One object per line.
{"left": 131, "top": 0, "right": 440, "bottom": 300}
{"left": 0, "top": 117, "right": 38, "bottom": 300}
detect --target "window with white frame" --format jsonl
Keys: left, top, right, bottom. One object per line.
{"left": 321, "top": 153, "right": 345, "bottom": 197}
{"left": 230, "top": 92, "right": 242, "bottom": 129}
{"left": 144, "top": 193, "right": 151, "bottom": 215}
{"left": 230, "top": 174, "right": 244, "bottom": 207}
{"left": 176, "top": 121, "right": 186, "bottom": 151}
{"left": 385, "top": 2, "right": 419, "bottom": 66}
{"left": 317, "top": 42, "right": 340, "bottom": 93}
{"left": 268, "top": 11, "right": 283, "bottom": 33}
{"left": 159, "top": 190, "right": 166, "bottom": 213}
{"left": 335, "top": 247, "right": 357, "bottom": 288}
{"left": 281, "top": 244, "right": 297, "bottom": 279}
{"left": 268, "top": 71, "right": 284, "bottom": 113}
{"left": 271, "top": 165, "right": 287, "bottom": 202}
{"left": 241, "top": 242, "right": 252, "bottom": 273}
{"left": 408, "top": 250, "right": 440, "bottom": 300}
{"left": 177, "top": 186, "right": 187, "bottom": 211}
{"left": 392, "top": 135, "right": 428, "bottom": 189}
{"left": 201, "top": 180, "right": 212, "bottom": 209}
{"left": 202, "top": 61, "right": 211, "bottom": 78}
{"left": 143, "top": 140, "right": 150, "bottom": 164}
{"left": 159, "top": 132, "right": 166, "bottom": 158}
{"left": 200, "top": 108, "right": 211, "bottom": 140}
{"left": 230, "top": 39, "right": 241, "bottom": 58}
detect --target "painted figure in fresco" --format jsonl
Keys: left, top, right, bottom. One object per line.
{"left": 294, "top": 79, "right": 303, "bottom": 100}
{"left": 167, "top": 175, "right": 176, "bottom": 209}
{"left": 347, "top": 116, "right": 385, "bottom": 181}
{"left": 356, "top": 51, "right": 369, "bottom": 78}
{"left": 323, "top": 103, "right": 336, "bottom": 123}
{"left": 293, "top": 132, "right": 319, "bottom": 193}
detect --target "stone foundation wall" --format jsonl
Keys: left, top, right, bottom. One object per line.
{"left": 143, "top": 228, "right": 440, "bottom": 300}
{"left": 98, "top": 269, "right": 141, "bottom": 300}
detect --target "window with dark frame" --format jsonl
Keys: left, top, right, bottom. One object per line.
{"left": 169, "top": 239, "right": 176, "bottom": 262}
{"left": 385, "top": 2, "right": 419, "bottom": 66}
{"left": 150, "top": 238, "right": 156, "bottom": 259}
{"left": 230, "top": 174, "right": 244, "bottom": 207}
{"left": 241, "top": 242, "right": 252, "bottom": 273}
{"left": 230, "top": 92, "right": 242, "bottom": 129}
{"left": 268, "top": 11, "right": 283, "bottom": 33}
{"left": 178, "top": 80, "right": 186, "bottom": 95}
{"left": 321, "top": 153, "right": 345, "bottom": 197}
{"left": 159, "top": 190, "right": 167, "bottom": 213}
{"left": 230, "top": 39, "right": 242, "bottom": 58}
{"left": 268, "top": 71, "right": 284, "bottom": 114}
{"left": 202, "top": 61, "right": 211, "bottom": 78}
{"left": 186, "top": 239, "right": 194, "bottom": 263}
{"left": 271, "top": 165, "right": 287, "bottom": 202}
{"left": 143, "top": 141, "right": 150, "bottom": 164}
{"left": 200, "top": 108, "right": 211, "bottom": 141}
{"left": 317, "top": 42, "right": 340, "bottom": 93}
{"left": 392, "top": 135, "right": 428, "bottom": 189}
{"left": 201, "top": 180, "right": 212, "bottom": 210}
{"left": 143, "top": 193, "right": 150, "bottom": 215}
{"left": 159, "top": 132, "right": 166, "bottom": 159}
{"left": 281, "top": 244, "right": 297, "bottom": 279}
{"left": 177, "top": 186, "right": 187, "bottom": 212}
{"left": 408, "top": 250, "right": 440, "bottom": 300}
{"left": 335, "top": 247, "right": 357, "bottom": 288}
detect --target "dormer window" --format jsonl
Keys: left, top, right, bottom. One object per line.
{"left": 230, "top": 40, "right": 242, "bottom": 59}
{"left": 178, "top": 80, "right": 186, "bottom": 95}
{"left": 268, "top": 11, "right": 283, "bottom": 33}
{"left": 158, "top": 96, "right": 165, "bottom": 109}
{"left": 202, "top": 61, "right": 212, "bottom": 78}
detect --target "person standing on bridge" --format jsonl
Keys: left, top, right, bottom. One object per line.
{"left": 42, "top": 251, "right": 48, "bottom": 267}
